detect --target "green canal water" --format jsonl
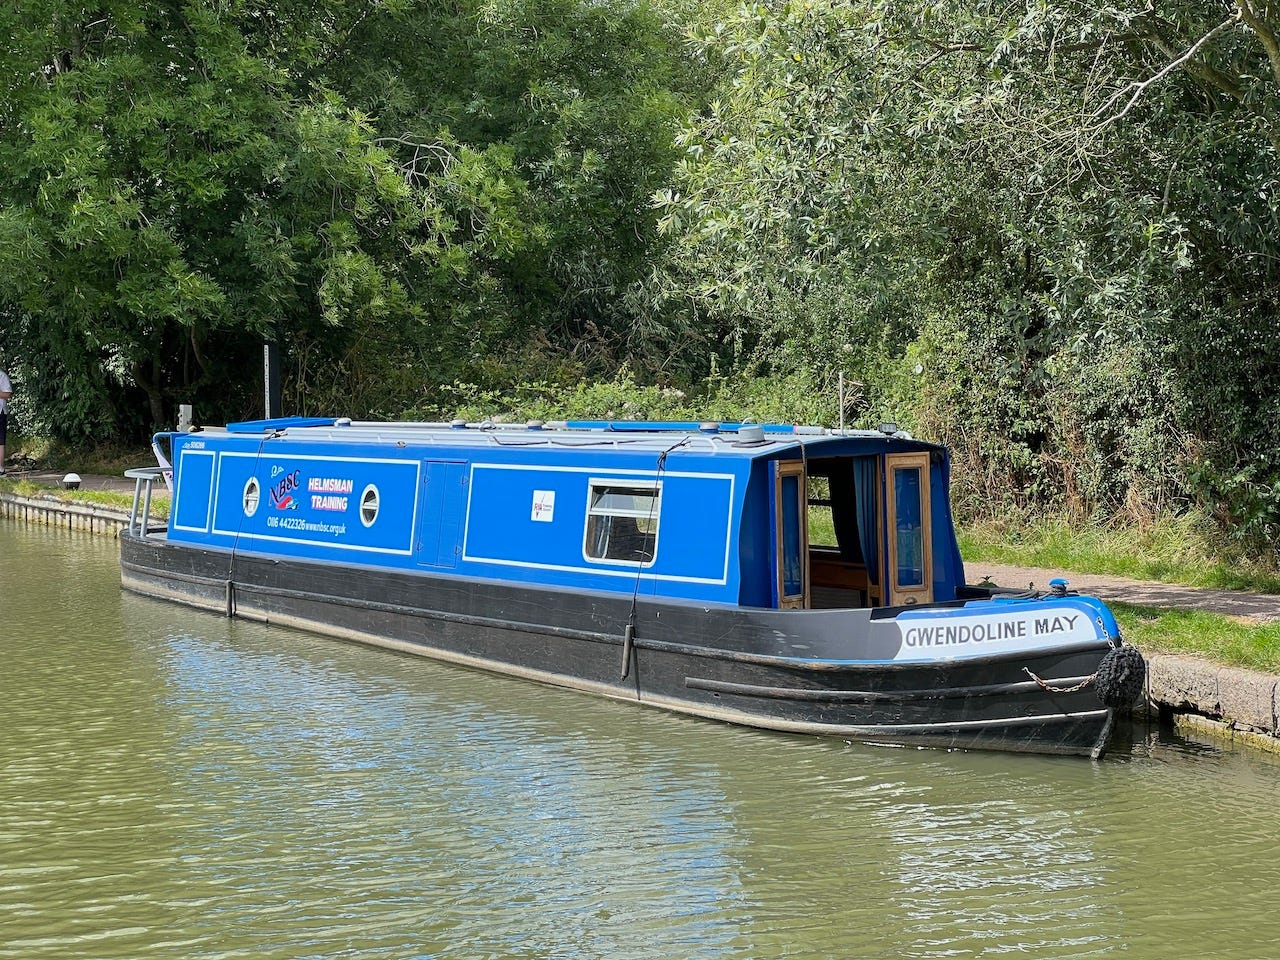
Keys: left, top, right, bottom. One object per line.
{"left": 2, "top": 522, "right": 1279, "bottom": 959}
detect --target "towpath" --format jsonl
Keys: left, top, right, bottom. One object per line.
{"left": 966, "top": 562, "right": 1280, "bottom": 623}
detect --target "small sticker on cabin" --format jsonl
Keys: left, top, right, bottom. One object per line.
{"left": 532, "top": 490, "right": 555, "bottom": 522}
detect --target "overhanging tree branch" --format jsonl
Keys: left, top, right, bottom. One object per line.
{"left": 1091, "top": 12, "right": 1242, "bottom": 128}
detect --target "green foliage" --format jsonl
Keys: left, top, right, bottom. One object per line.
{"left": 326, "top": 0, "right": 706, "bottom": 374}
{"left": 1188, "top": 458, "right": 1280, "bottom": 550}
{"left": 874, "top": 286, "right": 1056, "bottom": 516}
{"left": 7, "top": 436, "right": 151, "bottom": 476}
{"left": 0, "top": 1, "right": 423, "bottom": 438}
{"left": 434, "top": 370, "right": 695, "bottom": 423}
{"left": 0, "top": 0, "right": 704, "bottom": 439}
{"left": 413, "top": 364, "right": 843, "bottom": 427}
{"left": 863, "top": 279, "right": 1193, "bottom": 523}
{"left": 658, "top": 0, "right": 1280, "bottom": 548}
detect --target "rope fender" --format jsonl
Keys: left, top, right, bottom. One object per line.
{"left": 1093, "top": 644, "right": 1147, "bottom": 709}
{"left": 1023, "top": 643, "right": 1147, "bottom": 709}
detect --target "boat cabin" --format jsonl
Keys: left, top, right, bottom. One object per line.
{"left": 733, "top": 431, "right": 963, "bottom": 609}
{"left": 155, "top": 418, "right": 966, "bottom": 610}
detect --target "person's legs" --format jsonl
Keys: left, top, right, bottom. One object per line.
{"left": 0, "top": 410, "right": 7, "bottom": 473}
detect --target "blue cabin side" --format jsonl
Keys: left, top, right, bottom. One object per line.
{"left": 161, "top": 422, "right": 967, "bottom": 609}
{"left": 165, "top": 429, "right": 750, "bottom": 603}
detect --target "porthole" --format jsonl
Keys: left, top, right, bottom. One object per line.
{"left": 360, "top": 484, "right": 380, "bottom": 527}
{"left": 243, "top": 477, "right": 260, "bottom": 517}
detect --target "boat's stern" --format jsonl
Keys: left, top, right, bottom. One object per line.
{"left": 878, "top": 590, "right": 1145, "bottom": 756}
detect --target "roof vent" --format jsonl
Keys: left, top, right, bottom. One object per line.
{"left": 698, "top": 422, "right": 720, "bottom": 434}
{"left": 450, "top": 419, "right": 467, "bottom": 429}
{"left": 527, "top": 420, "right": 544, "bottom": 431}
{"left": 736, "top": 425, "right": 767, "bottom": 446}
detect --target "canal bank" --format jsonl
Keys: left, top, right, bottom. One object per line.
{"left": 1, "top": 491, "right": 139, "bottom": 534}
{"left": 4, "top": 473, "right": 1279, "bottom": 755}
{"left": 0, "top": 469, "right": 164, "bottom": 535}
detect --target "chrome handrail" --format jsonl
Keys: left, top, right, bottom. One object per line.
{"left": 125, "top": 466, "right": 169, "bottom": 537}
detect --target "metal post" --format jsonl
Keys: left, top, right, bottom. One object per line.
{"left": 263, "top": 341, "right": 282, "bottom": 419}
{"left": 141, "top": 481, "right": 154, "bottom": 537}
{"left": 838, "top": 372, "right": 845, "bottom": 433}
{"left": 129, "top": 476, "right": 144, "bottom": 536}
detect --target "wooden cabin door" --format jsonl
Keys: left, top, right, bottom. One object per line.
{"left": 884, "top": 453, "right": 933, "bottom": 606}
{"left": 774, "top": 460, "right": 809, "bottom": 609}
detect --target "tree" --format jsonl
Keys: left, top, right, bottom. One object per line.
{"left": 0, "top": 1, "right": 420, "bottom": 438}
{"left": 0, "top": 0, "right": 712, "bottom": 436}
{"left": 323, "top": 0, "right": 707, "bottom": 376}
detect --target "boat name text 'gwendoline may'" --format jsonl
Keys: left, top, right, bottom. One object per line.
{"left": 902, "top": 614, "right": 1082, "bottom": 649}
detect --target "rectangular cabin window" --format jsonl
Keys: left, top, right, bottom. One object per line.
{"left": 893, "top": 467, "right": 924, "bottom": 587}
{"left": 885, "top": 452, "right": 933, "bottom": 605}
{"left": 584, "top": 481, "right": 660, "bottom": 565}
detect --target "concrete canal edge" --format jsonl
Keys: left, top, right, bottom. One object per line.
{"left": 1, "top": 490, "right": 135, "bottom": 535}
{"left": 5, "top": 488, "right": 1280, "bottom": 756}
{"left": 1142, "top": 652, "right": 1280, "bottom": 756}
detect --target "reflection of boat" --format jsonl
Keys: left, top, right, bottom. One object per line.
{"left": 121, "top": 416, "right": 1143, "bottom": 758}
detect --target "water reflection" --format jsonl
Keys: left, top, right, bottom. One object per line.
{"left": 152, "top": 629, "right": 752, "bottom": 959}
{"left": 4, "top": 523, "right": 1280, "bottom": 959}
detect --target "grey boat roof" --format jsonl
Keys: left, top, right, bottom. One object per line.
{"left": 198, "top": 416, "right": 942, "bottom": 459}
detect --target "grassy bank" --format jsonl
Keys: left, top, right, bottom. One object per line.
{"left": 1112, "top": 605, "right": 1280, "bottom": 674}
{"left": 959, "top": 513, "right": 1280, "bottom": 673}
{"left": 0, "top": 476, "right": 170, "bottom": 520}
{"left": 958, "top": 513, "right": 1280, "bottom": 595}
{"left": 8, "top": 437, "right": 152, "bottom": 476}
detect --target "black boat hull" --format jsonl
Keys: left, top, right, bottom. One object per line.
{"left": 120, "top": 532, "right": 1115, "bottom": 757}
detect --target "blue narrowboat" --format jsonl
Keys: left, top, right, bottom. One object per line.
{"left": 120, "top": 417, "right": 1144, "bottom": 757}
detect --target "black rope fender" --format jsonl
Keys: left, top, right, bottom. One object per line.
{"left": 1093, "top": 644, "right": 1147, "bottom": 709}
{"left": 1023, "top": 643, "right": 1147, "bottom": 709}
